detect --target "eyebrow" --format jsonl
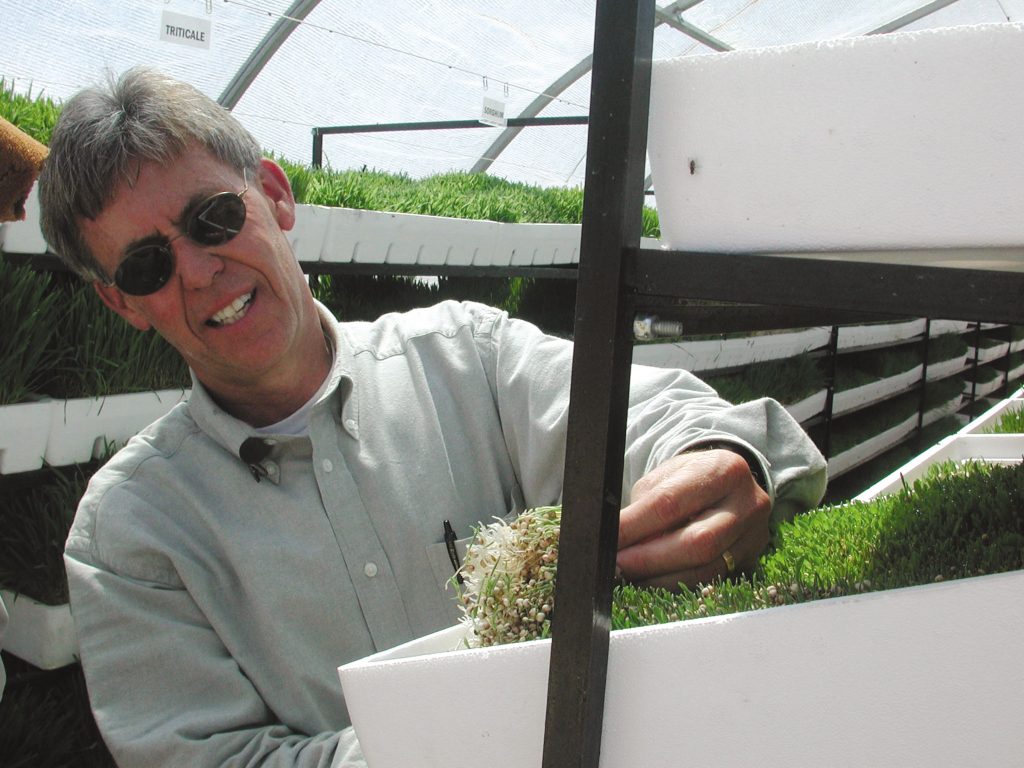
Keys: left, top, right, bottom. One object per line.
{"left": 121, "top": 231, "right": 170, "bottom": 259}
{"left": 119, "top": 189, "right": 218, "bottom": 258}
{"left": 172, "top": 190, "right": 220, "bottom": 231}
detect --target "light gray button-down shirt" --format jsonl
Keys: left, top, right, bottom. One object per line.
{"left": 65, "top": 300, "right": 826, "bottom": 767}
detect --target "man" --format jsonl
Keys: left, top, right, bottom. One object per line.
{"left": 38, "top": 67, "right": 826, "bottom": 767}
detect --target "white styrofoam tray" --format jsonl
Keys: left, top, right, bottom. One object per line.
{"left": 784, "top": 388, "right": 826, "bottom": 423}
{"left": 1008, "top": 361, "right": 1024, "bottom": 385}
{"left": 833, "top": 365, "right": 923, "bottom": 417}
{"left": 0, "top": 185, "right": 48, "bottom": 254}
{"left": 648, "top": 22, "right": 1024, "bottom": 256}
{"left": 927, "top": 354, "right": 968, "bottom": 382}
{"left": 827, "top": 414, "right": 918, "bottom": 478}
{"left": 930, "top": 320, "right": 973, "bottom": 336}
{"left": 923, "top": 395, "right": 964, "bottom": 427}
{"left": 856, "top": 433, "right": 1024, "bottom": 500}
{"left": 632, "top": 326, "right": 830, "bottom": 372}
{"left": 288, "top": 205, "right": 583, "bottom": 267}
{"left": 44, "top": 389, "right": 189, "bottom": 466}
{"left": 0, "top": 590, "right": 77, "bottom": 669}
{"left": 339, "top": 570, "right": 1024, "bottom": 768}
{"left": 964, "top": 375, "right": 1005, "bottom": 401}
{"left": 969, "top": 341, "right": 1010, "bottom": 366}
{"left": 0, "top": 399, "right": 51, "bottom": 474}
{"left": 957, "top": 391, "right": 1024, "bottom": 435}
{"left": 836, "top": 319, "right": 926, "bottom": 350}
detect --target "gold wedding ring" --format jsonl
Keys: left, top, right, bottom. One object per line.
{"left": 722, "top": 549, "right": 736, "bottom": 574}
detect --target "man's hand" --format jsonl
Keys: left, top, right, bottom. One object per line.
{"left": 616, "top": 448, "right": 771, "bottom": 590}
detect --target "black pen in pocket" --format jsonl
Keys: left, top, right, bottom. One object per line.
{"left": 443, "top": 519, "right": 464, "bottom": 584}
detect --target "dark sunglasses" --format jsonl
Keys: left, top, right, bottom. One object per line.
{"left": 109, "top": 171, "right": 250, "bottom": 296}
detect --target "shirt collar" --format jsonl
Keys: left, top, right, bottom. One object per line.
{"left": 186, "top": 299, "right": 357, "bottom": 465}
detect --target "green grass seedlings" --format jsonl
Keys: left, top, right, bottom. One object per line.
{"left": 984, "top": 405, "right": 1024, "bottom": 434}
{"left": 457, "top": 460, "right": 1024, "bottom": 648}
{"left": 0, "top": 258, "right": 64, "bottom": 405}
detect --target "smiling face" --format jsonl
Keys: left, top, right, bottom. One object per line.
{"left": 83, "top": 149, "right": 330, "bottom": 425}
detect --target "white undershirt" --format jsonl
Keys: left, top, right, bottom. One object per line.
{"left": 253, "top": 334, "right": 334, "bottom": 438}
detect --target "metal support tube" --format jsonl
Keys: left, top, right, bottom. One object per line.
{"left": 311, "top": 116, "right": 587, "bottom": 170}
{"left": 969, "top": 323, "right": 982, "bottom": 402}
{"left": 822, "top": 325, "right": 840, "bottom": 460}
{"left": 918, "top": 319, "right": 932, "bottom": 431}
{"left": 312, "top": 129, "right": 323, "bottom": 169}
{"left": 541, "top": 1, "right": 653, "bottom": 766}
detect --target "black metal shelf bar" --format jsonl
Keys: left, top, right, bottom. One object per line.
{"left": 630, "top": 249, "right": 1024, "bottom": 325}
{"left": 967, "top": 323, "right": 983, "bottom": 403}
{"left": 546, "top": 2, "right": 1024, "bottom": 764}
{"left": 2, "top": 250, "right": 582, "bottom": 282}
{"left": 3, "top": 252, "right": 67, "bottom": 272}
{"left": 633, "top": 296, "right": 897, "bottom": 334}
{"left": 298, "top": 261, "right": 579, "bottom": 280}
{"left": 917, "top": 319, "right": 932, "bottom": 431}
{"left": 312, "top": 115, "right": 589, "bottom": 167}
{"left": 541, "top": 1, "right": 652, "bottom": 767}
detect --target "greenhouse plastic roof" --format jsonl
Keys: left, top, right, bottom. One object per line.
{"left": 3, "top": 0, "right": 1022, "bottom": 192}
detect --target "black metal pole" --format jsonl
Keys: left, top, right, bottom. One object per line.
{"left": 918, "top": 319, "right": 932, "bottom": 431}
{"left": 312, "top": 129, "right": 323, "bottom": 169}
{"left": 969, "top": 322, "right": 982, "bottom": 402}
{"left": 630, "top": 249, "right": 1024, "bottom": 325}
{"left": 822, "top": 325, "right": 840, "bottom": 460}
{"left": 309, "top": 116, "right": 588, "bottom": 169}
{"left": 541, "top": 2, "right": 654, "bottom": 767}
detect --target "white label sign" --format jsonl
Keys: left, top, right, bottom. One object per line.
{"left": 160, "top": 10, "right": 211, "bottom": 49}
{"left": 480, "top": 96, "right": 507, "bottom": 127}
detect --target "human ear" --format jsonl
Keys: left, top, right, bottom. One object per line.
{"left": 93, "top": 280, "right": 152, "bottom": 332}
{"left": 258, "top": 158, "right": 296, "bottom": 232}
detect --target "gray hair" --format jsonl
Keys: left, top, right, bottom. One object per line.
{"left": 38, "top": 67, "right": 262, "bottom": 281}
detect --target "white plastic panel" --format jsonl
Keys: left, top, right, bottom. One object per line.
{"left": 649, "top": 23, "right": 1024, "bottom": 255}
{"left": 340, "top": 571, "right": 1024, "bottom": 768}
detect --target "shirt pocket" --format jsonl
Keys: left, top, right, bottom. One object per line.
{"left": 425, "top": 535, "right": 473, "bottom": 597}
{"left": 424, "top": 503, "right": 521, "bottom": 596}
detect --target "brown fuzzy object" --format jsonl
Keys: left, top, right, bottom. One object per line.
{"left": 0, "top": 116, "right": 48, "bottom": 222}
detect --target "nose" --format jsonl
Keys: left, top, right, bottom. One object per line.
{"left": 173, "top": 237, "right": 224, "bottom": 290}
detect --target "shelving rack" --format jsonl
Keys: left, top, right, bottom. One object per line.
{"left": 545, "top": 2, "right": 1024, "bottom": 767}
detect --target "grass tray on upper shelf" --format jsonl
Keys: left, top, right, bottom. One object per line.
{"left": 455, "top": 459, "right": 1024, "bottom": 648}
{"left": 0, "top": 462, "right": 97, "bottom": 604}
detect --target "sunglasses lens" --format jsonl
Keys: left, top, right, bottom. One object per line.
{"left": 111, "top": 181, "right": 247, "bottom": 295}
{"left": 187, "top": 192, "right": 247, "bottom": 245}
{"left": 114, "top": 245, "right": 174, "bottom": 296}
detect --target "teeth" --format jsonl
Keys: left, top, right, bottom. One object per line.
{"left": 209, "top": 292, "right": 253, "bottom": 326}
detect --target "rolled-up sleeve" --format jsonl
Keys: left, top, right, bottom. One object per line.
{"left": 481, "top": 306, "right": 826, "bottom": 523}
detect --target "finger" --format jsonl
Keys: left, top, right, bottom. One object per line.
{"left": 618, "top": 450, "right": 748, "bottom": 549}
{"left": 628, "top": 533, "right": 768, "bottom": 591}
{"left": 617, "top": 506, "right": 737, "bottom": 580}
{"left": 619, "top": 503, "right": 772, "bottom": 589}
{"left": 629, "top": 537, "right": 750, "bottom": 590}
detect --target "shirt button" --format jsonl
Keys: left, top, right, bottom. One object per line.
{"left": 363, "top": 562, "right": 378, "bottom": 578}
{"left": 322, "top": 459, "right": 333, "bottom": 472}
